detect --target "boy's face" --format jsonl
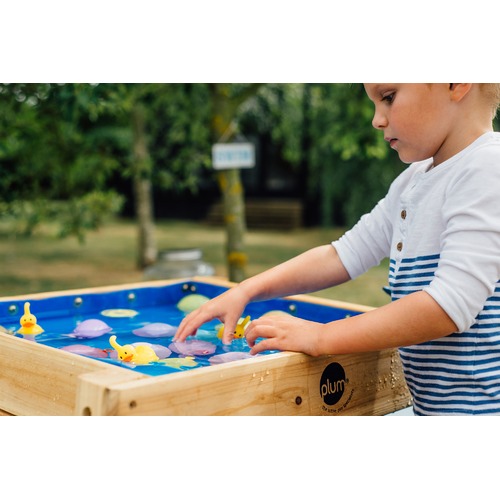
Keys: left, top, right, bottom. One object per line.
{"left": 364, "top": 83, "right": 454, "bottom": 165}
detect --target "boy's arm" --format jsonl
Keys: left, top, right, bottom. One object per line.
{"left": 238, "top": 244, "right": 351, "bottom": 301}
{"left": 174, "top": 244, "right": 350, "bottom": 344}
{"left": 245, "top": 289, "right": 458, "bottom": 355}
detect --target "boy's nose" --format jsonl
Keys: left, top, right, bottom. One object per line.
{"left": 372, "top": 110, "right": 388, "bottom": 129}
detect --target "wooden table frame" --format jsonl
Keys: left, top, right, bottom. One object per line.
{"left": 0, "top": 277, "right": 411, "bottom": 416}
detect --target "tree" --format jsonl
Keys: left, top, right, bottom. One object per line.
{"left": 209, "top": 83, "right": 264, "bottom": 282}
{"left": 238, "top": 83, "right": 402, "bottom": 228}
{"left": 0, "top": 83, "right": 126, "bottom": 241}
{"left": 131, "top": 98, "right": 157, "bottom": 267}
{"left": 136, "top": 84, "right": 212, "bottom": 267}
{"left": 1, "top": 83, "right": 418, "bottom": 279}
{"left": 0, "top": 83, "right": 214, "bottom": 269}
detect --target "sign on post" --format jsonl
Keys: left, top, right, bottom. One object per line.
{"left": 212, "top": 143, "right": 255, "bottom": 170}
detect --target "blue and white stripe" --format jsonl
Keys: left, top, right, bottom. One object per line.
{"left": 389, "top": 255, "right": 500, "bottom": 415}
{"left": 389, "top": 254, "right": 439, "bottom": 299}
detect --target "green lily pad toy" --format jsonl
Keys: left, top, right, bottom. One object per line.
{"left": 177, "top": 294, "right": 210, "bottom": 313}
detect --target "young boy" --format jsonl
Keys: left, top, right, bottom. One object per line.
{"left": 174, "top": 84, "right": 500, "bottom": 415}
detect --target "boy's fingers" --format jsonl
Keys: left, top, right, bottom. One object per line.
{"left": 175, "top": 312, "right": 202, "bottom": 341}
{"left": 221, "top": 319, "right": 238, "bottom": 345}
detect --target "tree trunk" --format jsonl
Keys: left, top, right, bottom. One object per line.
{"left": 132, "top": 102, "right": 157, "bottom": 269}
{"left": 217, "top": 168, "right": 247, "bottom": 282}
{"left": 210, "top": 85, "right": 249, "bottom": 282}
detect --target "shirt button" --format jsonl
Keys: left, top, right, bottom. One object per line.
{"left": 397, "top": 242, "right": 403, "bottom": 251}
{"left": 401, "top": 210, "right": 407, "bottom": 219}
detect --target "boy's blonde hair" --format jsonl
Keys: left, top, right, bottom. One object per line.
{"left": 479, "top": 83, "right": 500, "bottom": 119}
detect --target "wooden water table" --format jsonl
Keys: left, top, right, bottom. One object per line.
{"left": 0, "top": 277, "right": 411, "bottom": 416}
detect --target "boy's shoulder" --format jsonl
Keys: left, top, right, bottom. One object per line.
{"left": 446, "top": 132, "right": 500, "bottom": 191}
{"left": 459, "top": 131, "right": 500, "bottom": 173}
{"left": 461, "top": 131, "right": 500, "bottom": 160}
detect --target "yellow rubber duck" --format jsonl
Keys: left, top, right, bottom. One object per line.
{"left": 109, "top": 335, "right": 159, "bottom": 365}
{"left": 17, "top": 302, "right": 44, "bottom": 336}
{"left": 216, "top": 315, "right": 251, "bottom": 340}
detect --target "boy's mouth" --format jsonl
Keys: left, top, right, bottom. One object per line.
{"left": 386, "top": 137, "right": 398, "bottom": 148}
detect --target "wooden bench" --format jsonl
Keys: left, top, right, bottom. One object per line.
{"left": 205, "top": 198, "right": 303, "bottom": 230}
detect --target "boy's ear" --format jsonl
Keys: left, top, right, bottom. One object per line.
{"left": 449, "top": 83, "right": 472, "bottom": 102}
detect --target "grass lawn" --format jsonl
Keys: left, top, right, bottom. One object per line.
{"left": 0, "top": 218, "right": 391, "bottom": 308}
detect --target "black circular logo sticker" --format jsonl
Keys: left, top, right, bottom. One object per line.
{"left": 320, "top": 362, "right": 347, "bottom": 406}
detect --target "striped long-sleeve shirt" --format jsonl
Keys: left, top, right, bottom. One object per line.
{"left": 332, "top": 131, "right": 500, "bottom": 415}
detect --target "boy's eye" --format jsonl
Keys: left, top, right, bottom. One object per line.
{"left": 382, "top": 92, "right": 395, "bottom": 104}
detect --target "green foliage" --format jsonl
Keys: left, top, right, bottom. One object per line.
{"left": 307, "top": 84, "right": 401, "bottom": 226}
{"left": 0, "top": 82, "right": 410, "bottom": 237}
{"left": 0, "top": 83, "right": 128, "bottom": 199}
{"left": 0, "top": 199, "right": 50, "bottom": 236}
{"left": 145, "top": 83, "right": 212, "bottom": 193}
{"left": 0, "top": 84, "right": 129, "bottom": 241}
{"left": 239, "top": 83, "right": 401, "bottom": 227}
{"left": 55, "top": 191, "right": 125, "bottom": 243}
{"left": 0, "top": 191, "right": 124, "bottom": 242}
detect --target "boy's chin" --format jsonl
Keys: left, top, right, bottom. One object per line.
{"left": 397, "top": 151, "right": 425, "bottom": 165}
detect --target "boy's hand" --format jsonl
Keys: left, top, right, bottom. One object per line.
{"left": 173, "top": 287, "right": 248, "bottom": 345}
{"left": 244, "top": 316, "right": 323, "bottom": 356}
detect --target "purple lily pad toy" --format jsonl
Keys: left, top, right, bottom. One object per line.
{"left": 60, "top": 344, "right": 109, "bottom": 359}
{"left": 70, "top": 319, "right": 112, "bottom": 339}
{"left": 169, "top": 339, "right": 216, "bottom": 356}
{"left": 208, "top": 352, "right": 254, "bottom": 365}
{"left": 132, "top": 322, "right": 177, "bottom": 338}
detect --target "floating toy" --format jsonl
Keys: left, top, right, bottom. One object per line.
{"left": 109, "top": 335, "right": 159, "bottom": 364}
{"left": 169, "top": 339, "right": 216, "bottom": 356}
{"left": 208, "top": 352, "right": 254, "bottom": 365}
{"left": 145, "top": 343, "right": 171, "bottom": 359}
{"left": 17, "top": 302, "right": 44, "bottom": 336}
{"left": 216, "top": 315, "right": 251, "bottom": 340}
{"left": 177, "top": 294, "right": 210, "bottom": 313}
{"left": 109, "top": 342, "right": 171, "bottom": 359}
{"left": 60, "top": 344, "right": 109, "bottom": 359}
{"left": 156, "top": 356, "right": 198, "bottom": 370}
{"left": 101, "top": 309, "right": 139, "bottom": 318}
{"left": 132, "top": 322, "right": 177, "bottom": 338}
{"left": 70, "top": 319, "right": 112, "bottom": 339}
{"left": 108, "top": 342, "right": 171, "bottom": 361}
